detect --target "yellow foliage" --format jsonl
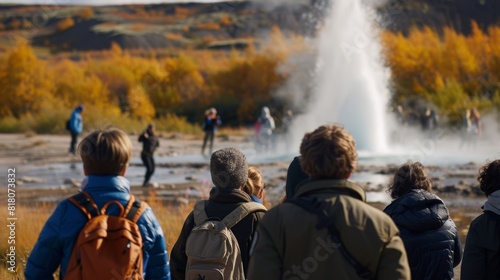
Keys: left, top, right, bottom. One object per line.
{"left": 220, "top": 14, "right": 234, "bottom": 26}
{"left": 194, "top": 22, "right": 221, "bottom": 31}
{"left": 127, "top": 86, "right": 155, "bottom": 120}
{"left": 56, "top": 17, "right": 75, "bottom": 32}
{"left": 78, "top": 7, "right": 95, "bottom": 19}
{"left": 0, "top": 44, "right": 55, "bottom": 118}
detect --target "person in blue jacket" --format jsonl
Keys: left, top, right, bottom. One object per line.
{"left": 68, "top": 104, "right": 84, "bottom": 155}
{"left": 384, "top": 161, "right": 462, "bottom": 280}
{"left": 25, "top": 127, "right": 171, "bottom": 280}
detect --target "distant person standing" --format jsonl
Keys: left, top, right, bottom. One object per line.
{"left": 256, "top": 106, "right": 275, "bottom": 152}
{"left": 201, "top": 107, "right": 221, "bottom": 156}
{"left": 470, "top": 107, "right": 481, "bottom": 136}
{"left": 139, "top": 123, "right": 159, "bottom": 187}
{"left": 68, "top": 104, "right": 84, "bottom": 155}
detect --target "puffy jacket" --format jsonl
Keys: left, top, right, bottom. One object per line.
{"left": 69, "top": 108, "right": 83, "bottom": 135}
{"left": 25, "top": 175, "right": 171, "bottom": 280}
{"left": 384, "top": 189, "right": 462, "bottom": 280}
{"left": 461, "top": 210, "right": 500, "bottom": 280}
{"left": 248, "top": 179, "right": 410, "bottom": 280}
{"left": 170, "top": 187, "right": 265, "bottom": 280}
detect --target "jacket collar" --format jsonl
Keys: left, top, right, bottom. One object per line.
{"left": 209, "top": 187, "right": 252, "bottom": 203}
{"left": 82, "top": 175, "right": 131, "bottom": 193}
{"left": 294, "top": 179, "right": 366, "bottom": 202}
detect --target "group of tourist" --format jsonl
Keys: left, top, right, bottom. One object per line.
{"left": 25, "top": 120, "right": 500, "bottom": 280}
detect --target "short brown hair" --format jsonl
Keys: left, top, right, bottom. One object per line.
{"left": 243, "top": 166, "right": 264, "bottom": 196}
{"left": 478, "top": 159, "right": 500, "bottom": 196}
{"left": 78, "top": 128, "right": 132, "bottom": 175}
{"left": 388, "top": 162, "right": 433, "bottom": 199}
{"left": 300, "top": 124, "right": 357, "bottom": 179}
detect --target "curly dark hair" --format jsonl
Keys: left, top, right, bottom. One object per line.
{"left": 387, "top": 162, "right": 433, "bottom": 199}
{"left": 478, "top": 160, "right": 500, "bottom": 196}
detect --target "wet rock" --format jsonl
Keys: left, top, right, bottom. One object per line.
{"left": 442, "top": 185, "right": 457, "bottom": 193}
{"left": 470, "top": 185, "right": 483, "bottom": 196}
{"left": 376, "top": 165, "right": 399, "bottom": 175}
{"left": 64, "top": 178, "right": 82, "bottom": 188}
{"left": 18, "top": 176, "right": 45, "bottom": 183}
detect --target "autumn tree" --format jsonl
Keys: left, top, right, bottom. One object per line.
{"left": 0, "top": 44, "right": 56, "bottom": 118}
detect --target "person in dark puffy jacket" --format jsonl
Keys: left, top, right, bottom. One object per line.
{"left": 25, "top": 128, "right": 170, "bottom": 280}
{"left": 384, "top": 161, "right": 462, "bottom": 280}
{"left": 461, "top": 159, "right": 500, "bottom": 280}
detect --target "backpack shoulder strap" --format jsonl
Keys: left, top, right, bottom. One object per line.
{"left": 222, "top": 202, "right": 267, "bottom": 229}
{"left": 67, "top": 191, "right": 99, "bottom": 219}
{"left": 193, "top": 200, "right": 209, "bottom": 226}
{"left": 286, "top": 197, "right": 373, "bottom": 280}
{"left": 124, "top": 194, "right": 149, "bottom": 223}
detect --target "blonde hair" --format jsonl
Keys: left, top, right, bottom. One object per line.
{"left": 243, "top": 166, "right": 264, "bottom": 197}
{"left": 300, "top": 124, "right": 357, "bottom": 179}
{"left": 78, "top": 127, "right": 132, "bottom": 175}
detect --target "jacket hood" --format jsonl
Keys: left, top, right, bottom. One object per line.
{"left": 295, "top": 179, "right": 366, "bottom": 201}
{"left": 384, "top": 189, "right": 449, "bottom": 232}
{"left": 261, "top": 107, "right": 270, "bottom": 118}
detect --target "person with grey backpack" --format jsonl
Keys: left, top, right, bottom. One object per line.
{"left": 170, "top": 147, "right": 266, "bottom": 280}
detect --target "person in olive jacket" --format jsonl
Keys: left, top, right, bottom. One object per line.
{"left": 461, "top": 159, "right": 500, "bottom": 280}
{"left": 384, "top": 162, "right": 462, "bottom": 280}
{"left": 248, "top": 124, "right": 410, "bottom": 280}
{"left": 170, "top": 147, "right": 265, "bottom": 280}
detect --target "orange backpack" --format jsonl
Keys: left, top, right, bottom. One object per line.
{"left": 64, "top": 192, "right": 148, "bottom": 280}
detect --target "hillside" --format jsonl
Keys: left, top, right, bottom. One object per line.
{"left": 0, "top": 0, "right": 498, "bottom": 53}
{"left": 0, "top": 1, "right": 324, "bottom": 52}
{"left": 382, "top": 0, "right": 500, "bottom": 35}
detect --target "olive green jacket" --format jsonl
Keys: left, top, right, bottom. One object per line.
{"left": 248, "top": 179, "right": 410, "bottom": 280}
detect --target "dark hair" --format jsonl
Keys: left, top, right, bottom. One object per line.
{"left": 388, "top": 162, "right": 433, "bottom": 199}
{"left": 478, "top": 160, "right": 500, "bottom": 196}
{"left": 78, "top": 128, "right": 132, "bottom": 175}
{"left": 300, "top": 124, "right": 357, "bottom": 179}
{"left": 210, "top": 147, "right": 248, "bottom": 189}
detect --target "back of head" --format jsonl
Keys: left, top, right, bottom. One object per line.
{"left": 388, "top": 161, "right": 433, "bottom": 199}
{"left": 478, "top": 159, "right": 500, "bottom": 196}
{"left": 78, "top": 127, "right": 132, "bottom": 175}
{"left": 285, "top": 156, "right": 309, "bottom": 198}
{"left": 210, "top": 147, "right": 248, "bottom": 189}
{"left": 76, "top": 104, "right": 84, "bottom": 112}
{"left": 300, "top": 124, "right": 357, "bottom": 179}
{"left": 244, "top": 166, "right": 264, "bottom": 196}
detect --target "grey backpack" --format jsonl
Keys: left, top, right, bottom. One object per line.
{"left": 185, "top": 200, "right": 266, "bottom": 280}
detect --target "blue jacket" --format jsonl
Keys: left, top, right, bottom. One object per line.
{"left": 25, "top": 175, "right": 171, "bottom": 280}
{"left": 384, "top": 189, "right": 462, "bottom": 280}
{"left": 69, "top": 108, "right": 83, "bottom": 135}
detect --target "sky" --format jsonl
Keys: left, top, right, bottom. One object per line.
{"left": 0, "top": 0, "right": 227, "bottom": 5}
